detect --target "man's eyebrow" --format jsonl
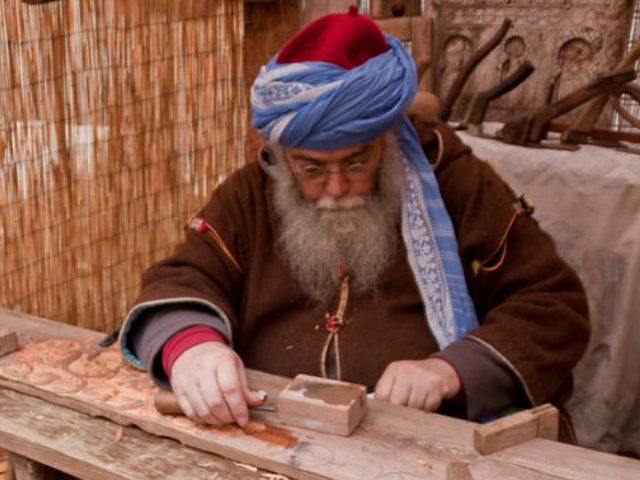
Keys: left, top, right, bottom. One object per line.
{"left": 291, "top": 146, "right": 371, "bottom": 163}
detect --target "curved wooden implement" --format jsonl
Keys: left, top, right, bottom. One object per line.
{"left": 563, "top": 40, "right": 640, "bottom": 141}
{"left": 611, "top": 84, "right": 640, "bottom": 130}
{"left": 462, "top": 60, "right": 535, "bottom": 127}
{"left": 501, "top": 68, "right": 637, "bottom": 145}
{"left": 438, "top": 18, "right": 512, "bottom": 122}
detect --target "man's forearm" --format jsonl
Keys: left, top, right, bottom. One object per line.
{"left": 129, "top": 304, "right": 231, "bottom": 388}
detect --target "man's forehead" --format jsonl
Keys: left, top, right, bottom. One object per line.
{"left": 285, "top": 137, "right": 383, "bottom": 162}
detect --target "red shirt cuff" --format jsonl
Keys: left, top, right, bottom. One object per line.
{"left": 161, "top": 325, "right": 226, "bottom": 378}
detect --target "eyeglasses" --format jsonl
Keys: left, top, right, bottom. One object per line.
{"left": 288, "top": 148, "right": 375, "bottom": 184}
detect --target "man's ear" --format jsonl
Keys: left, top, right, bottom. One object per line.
{"left": 259, "top": 144, "right": 274, "bottom": 166}
{"left": 258, "top": 143, "right": 285, "bottom": 177}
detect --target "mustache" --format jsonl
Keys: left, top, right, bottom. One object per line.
{"left": 316, "top": 196, "right": 366, "bottom": 210}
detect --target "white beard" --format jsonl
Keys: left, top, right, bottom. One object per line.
{"left": 271, "top": 134, "right": 405, "bottom": 306}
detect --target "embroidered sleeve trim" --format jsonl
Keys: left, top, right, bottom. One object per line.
{"left": 118, "top": 297, "right": 234, "bottom": 370}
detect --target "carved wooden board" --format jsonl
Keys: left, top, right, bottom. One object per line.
{"left": 0, "top": 388, "right": 267, "bottom": 480}
{"left": 426, "top": 0, "right": 633, "bottom": 122}
{"left": 1, "top": 309, "right": 639, "bottom": 480}
{"left": 0, "top": 338, "right": 481, "bottom": 480}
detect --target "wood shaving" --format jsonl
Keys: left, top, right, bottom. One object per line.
{"left": 233, "top": 462, "right": 259, "bottom": 473}
{"left": 260, "top": 473, "right": 291, "bottom": 480}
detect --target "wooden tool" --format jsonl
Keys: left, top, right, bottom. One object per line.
{"left": 438, "top": 18, "right": 512, "bottom": 122}
{"left": 551, "top": 121, "right": 640, "bottom": 145}
{"left": 499, "top": 67, "right": 637, "bottom": 146}
{"left": 154, "top": 389, "right": 277, "bottom": 414}
{"left": 474, "top": 404, "right": 559, "bottom": 455}
{"left": 563, "top": 39, "right": 640, "bottom": 143}
{"left": 462, "top": 60, "right": 535, "bottom": 131}
{"left": 155, "top": 373, "right": 367, "bottom": 436}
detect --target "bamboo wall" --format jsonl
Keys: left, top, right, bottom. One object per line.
{"left": 0, "top": 0, "right": 246, "bottom": 332}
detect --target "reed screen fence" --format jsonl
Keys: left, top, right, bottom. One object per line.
{"left": 0, "top": 0, "right": 246, "bottom": 332}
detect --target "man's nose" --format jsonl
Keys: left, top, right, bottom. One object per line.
{"left": 324, "top": 169, "right": 349, "bottom": 198}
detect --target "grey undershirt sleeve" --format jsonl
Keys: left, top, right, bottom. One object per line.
{"left": 129, "top": 304, "right": 231, "bottom": 389}
{"left": 432, "top": 337, "right": 530, "bottom": 421}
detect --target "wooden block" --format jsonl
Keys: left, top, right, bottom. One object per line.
{"left": 532, "top": 404, "right": 559, "bottom": 441}
{"left": 277, "top": 374, "right": 367, "bottom": 436}
{"left": 0, "top": 330, "right": 19, "bottom": 357}
{"left": 446, "top": 462, "right": 474, "bottom": 480}
{"left": 474, "top": 404, "right": 559, "bottom": 455}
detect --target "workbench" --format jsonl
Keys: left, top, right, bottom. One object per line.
{"left": 1, "top": 307, "right": 639, "bottom": 480}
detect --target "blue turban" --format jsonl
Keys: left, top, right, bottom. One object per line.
{"left": 250, "top": 35, "right": 478, "bottom": 348}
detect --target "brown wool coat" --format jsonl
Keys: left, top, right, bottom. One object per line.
{"left": 125, "top": 122, "right": 590, "bottom": 438}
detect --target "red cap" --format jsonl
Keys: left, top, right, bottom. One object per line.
{"left": 276, "top": 5, "right": 389, "bottom": 70}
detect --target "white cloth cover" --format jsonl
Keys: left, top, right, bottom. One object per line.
{"left": 459, "top": 124, "right": 640, "bottom": 455}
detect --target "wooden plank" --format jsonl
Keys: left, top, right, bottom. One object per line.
{"left": 0, "top": 349, "right": 465, "bottom": 480}
{"left": 0, "top": 389, "right": 266, "bottom": 480}
{"left": 2, "top": 308, "right": 640, "bottom": 480}
{"left": 491, "top": 438, "right": 640, "bottom": 480}
{"left": 0, "top": 308, "right": 101, "bottom": 344}
{"left": 0, "top": 311, "right": 553, "bottom": 480}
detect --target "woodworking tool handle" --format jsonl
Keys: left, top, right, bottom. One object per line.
{"left": 463, "top": 61, "right": 535, "bottom": 126}
{"left": 154, "top": 389, "right": 277, "bottom": 416}
{"left": 438, "top": 18, "right": 512, "bottom": 122}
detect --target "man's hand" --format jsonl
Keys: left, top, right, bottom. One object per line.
{"left": 374, "top": 358, "right": 461, "bottom": 411}
{"left": 169, "top": 342, "right": 262, "bottom": 427}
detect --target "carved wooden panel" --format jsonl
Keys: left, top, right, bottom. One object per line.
{"left": 3, "top": 309, "right": 640, "bottom": 480}
{"left": 427, "top": 0, "right": 633, "bottom": 122}
{"left": 3, "top": 337, "right": 633, "bottom": 480}
{"left": 0, "top": 338, "right": 486, "bottom": 480}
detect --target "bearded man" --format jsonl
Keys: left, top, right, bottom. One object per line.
{"left": 118, "top": 6, "right": 590, "bottom": 442}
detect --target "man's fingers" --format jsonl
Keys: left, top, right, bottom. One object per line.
{"left": 407, "top": 384, "right": 429, "bottom": 410}
{"left": 198, "top": 378, "right": 235, "bottom": 425}
{"left": 238, "top": 360, "right": 263, "bottom": 406}
{"left": 423, "top": 391, "right": 443, "bottom": 412}
{"left": 374, "top": 372, "right": 395, "bottom": 401}
{"left": 217, "top": 361, "right": 250, "bottom": 426}
{"left": 189, "top": 385, "right": 226, "bottom": 425}
{"left": 388, "top": 377, "right": 411, "bottom": 406}
{"left": 175, "top": 389, "right": 197, "bottom": 419}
